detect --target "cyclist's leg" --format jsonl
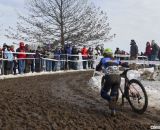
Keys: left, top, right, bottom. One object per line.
{"left": 110, "top": 75, "right": 121, "bottom": 98}
{"left": 109, "top": 75, "right": 121, "bottom": 115}
{"left": 110, "top": 83, "right": 120, "bottom": 100}
{"left": 100, "top": 80, "right": 111, "bottom": 102}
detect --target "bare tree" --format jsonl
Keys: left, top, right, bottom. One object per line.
{"left": 5, "top": 0, "right": 115, "bottom": 46}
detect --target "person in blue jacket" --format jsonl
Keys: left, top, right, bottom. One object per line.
{"left": 96, "top": 48, "right": 121, "bottom": 116}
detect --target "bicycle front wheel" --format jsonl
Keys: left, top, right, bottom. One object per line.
{"left": 126, "top": 79, "right": 148, "bottom": 114}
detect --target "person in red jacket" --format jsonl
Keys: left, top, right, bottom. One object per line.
{"left": 145, "top": 42, "right": 152, "bottom": 61}
{"left": 81, "top": 45, "right": 88, "bottom": 69}
{"left": 16, "top": 42, "right": 26, "bottom": 74}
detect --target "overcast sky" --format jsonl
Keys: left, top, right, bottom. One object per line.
{"left": 0, "top": 0, "right": 160, "bottom": 52}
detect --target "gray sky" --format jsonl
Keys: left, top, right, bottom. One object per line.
{"left": 0, "top": 0, "right": 160, "bottom": 52}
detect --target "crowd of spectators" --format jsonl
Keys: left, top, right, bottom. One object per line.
{"left": 0, "top": 39, "right": 160, "bottom": 75}
{"left": 114, "top": 39, "right": 160, "bottom": 61}
{"left": 144, "top": 40, "right": 160, "bottom": 61}
{"left": 0, "top": 42, "right": 104, "bottom": 75}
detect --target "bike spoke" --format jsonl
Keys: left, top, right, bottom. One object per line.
{"left": 129, "top": 83, "right": 145, "bottom": 110}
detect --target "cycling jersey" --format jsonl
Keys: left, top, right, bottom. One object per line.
{"left": 96, "top": 57, "right": 120, "bottom": 75}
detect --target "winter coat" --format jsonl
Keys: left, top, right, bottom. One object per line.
{"left": 145, "top": 44, "right": 152, "bottom": 56}
{"left": 151, "top": 43, "right": 159, "bottom": 55}
{"left": 54, "top": 49, "right": 61, "bottom": 60}
{"left": 81, "top": 47, "right": 88, "bottom": 58}
{"left": 16, "top": 48, "right": 26, "bottom": 59}
{"left": 88, "top": 48, "right": 93, "bottom": 59}
{"left": 130, "top": 43, "right": 138, "bottom": 57}
{"left": 114, "top": 49, "right": 121, "bottom": 55}
{"left": 34, "top": 51, "right": 41, "bottom": 64}
{"left": 66, "top": 47, "right": 72, "bottom": 55}
{"left": 4, "top": 50, "right": 14, "bottom": 61}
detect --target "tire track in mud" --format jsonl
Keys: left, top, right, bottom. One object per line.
{"left": 0, "top": 70, "right": 159, "bottom": 130}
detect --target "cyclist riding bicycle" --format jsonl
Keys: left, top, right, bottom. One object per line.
{"left": 96, "top": 48, "right": 122, "bottom": 116}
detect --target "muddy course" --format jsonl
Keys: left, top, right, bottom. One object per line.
{"left": 0, "top": 70, "right": 159, "bottom": 130}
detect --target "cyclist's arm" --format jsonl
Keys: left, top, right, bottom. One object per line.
{"left": 119, "top": 61, "right": 129, "bottom": 68}
{"left": 96, "top": 59, "right": 103, "bottom": 71}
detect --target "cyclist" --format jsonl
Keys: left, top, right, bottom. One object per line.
{"left": 96, "top": 48, "right": 121, "bottom": 116}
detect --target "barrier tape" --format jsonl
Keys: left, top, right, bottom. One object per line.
{"left": 1, "top": 57, "right": 160, "bottom": 65}
{"left": 1, "top": 58, "right": 39, "bottom": 61}
{"left": 121, "top": 60, "right": 160, "bottom": 65}
{"left": 114, "top": 54, "right": 147, "bottom": 58}
{"left": 41, "top": 58, "right": 89, "bottom": 62}
{"left": 2, "top": 51, "right": 36, "bottom": 55}
{"left": 1, "top": 51, "right": 148, "bottom": 59}
{"left": 1, "top": 51, "right": 160, "bottom": 65}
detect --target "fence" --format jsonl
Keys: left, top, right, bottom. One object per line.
{"left": 114, "top": 54, "right": 160, "bottom": 65}
{"left": 0, "top": 51, "right": 101, "bottom": 75}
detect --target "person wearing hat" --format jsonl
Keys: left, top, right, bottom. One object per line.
{"left": 88, "top": 47, "right": 94, "bottom": 69}
{"left": 34, "top": 50, "right": 41, "bottom": 72}
{"left": 2, "top": 43, "right": 8, "bottom": 52}
{"left": 81, "top": 45, "right": 88, "bottom": 69}
{"left": 151, "top": 40, "right": 159, "bottom": 61}
{"left": 130, "top": 39, "right": 138, "bottom": 60}
{"left": 6, "top": 46, "right": 14, "bottom": 75}
{"left": 2, "top": 43, "right": 8, "bottom": 75}
{"left": 10, "top": 45, "right": 17, "bottom": 75}
{"left": 96, "top": 48, "right": 122, "bottom": 116}
{"left": 16, "top": 42, "right": 26, "bottom": 74}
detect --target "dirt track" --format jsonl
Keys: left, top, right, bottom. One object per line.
{"left": 0, "top": 70, "right": 159, "bottom": 130}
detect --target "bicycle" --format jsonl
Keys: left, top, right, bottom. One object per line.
{"left": 101, "top": 68, "right": 148, "bottom": 114}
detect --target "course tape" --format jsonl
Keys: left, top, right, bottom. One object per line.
{"left": 1, "top": 51, "right": 160, "bottom": 65}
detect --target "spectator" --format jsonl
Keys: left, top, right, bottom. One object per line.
{"left": 144, "top": 42, "right": 152, "bottom": 61}
{"left": 10, "top": 45, "right": 17, "bottom": 75}
{"left": 88, "top": 47, "right": 94, "bottom": 69}
{"left": 25, "top": 44, "right": 35, "bottom": 73}
{"left": 81, "top": 45, "right": 88, "bottom": 69}
{"left": 71, "top": 45, "right": 79, "bottom": 70}
{"left": 114, "top": 47, "right": 121, "bottom": 60}
{"left": 114, "top": 47, "right": 121, "bottom": 55}
{"left": 100, "top": 46, "right": 104, "bottom": 56}
{"left": 54, "top": 47, "right": 61, "bottom": 71}
{"left": 34, "top": 50, "right": 41, "bottom": 72}
{"left": 4, "top": 46, "right": 14, "bottom": 75}
{"left": 2, "top": 43, "right": 8, "bottom": 75}
{"left": 41, "top": 47, "right": 47, "bottom": 71}
{"left": 65, "top": 44, "right": 72, "bottom": 69}
{"left": 151, "top": 40, "right": 159, "bottom": 61}
{"left": 16, "top": 42, "right": 26, "bottom": 74}
{"left": 95, "top": 45, "right": 101, "bottom": 55}
{"left": 130, "top": 40, "right": 138, "bottom": 60}
{"left": 60, "top": 47, "right": 65, "bottom": 70}
{"left": 77, "top": 47, "right": 83, "bottom": 70}
{"left": 46, "top": 50, "right": 53, "bottom": 72}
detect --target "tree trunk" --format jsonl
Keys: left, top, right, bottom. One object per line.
{"left": 60, "top": 0, "right": 64, "bottom": 46}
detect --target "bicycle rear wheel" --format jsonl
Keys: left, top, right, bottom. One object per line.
{"left": 126, "top": 79, "right": 148, "bottom": 114}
